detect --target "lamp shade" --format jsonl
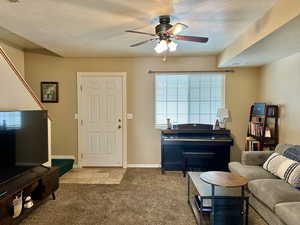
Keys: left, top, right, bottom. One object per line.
{"left": 217, "top": 108, "right": 229, "bottom": 119}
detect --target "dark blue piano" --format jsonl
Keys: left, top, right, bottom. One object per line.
{"left": 161, "top": 124, "right": 234, "bottom": 175}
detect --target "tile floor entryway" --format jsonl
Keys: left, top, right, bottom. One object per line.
{"left": 60, "top": 167, "right": 127, "bottom": 184}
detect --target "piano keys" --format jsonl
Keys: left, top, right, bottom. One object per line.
{"left": 161, "top": 124, "right": 234, "bottom": 175}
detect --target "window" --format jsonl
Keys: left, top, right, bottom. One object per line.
{"left": 155, "top": 74, "right": 225, "bottom": 128}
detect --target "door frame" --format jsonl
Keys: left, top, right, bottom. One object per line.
{"left": 77, "top": 72, "right": 127, "bottom": 168}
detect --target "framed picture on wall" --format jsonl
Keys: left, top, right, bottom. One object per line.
{"left": 41, "top": 82, "right": 59, "bottom": 103}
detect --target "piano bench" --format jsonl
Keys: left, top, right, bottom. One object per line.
{"left": 182, "top": 152, "right": 216, "bottom": 177}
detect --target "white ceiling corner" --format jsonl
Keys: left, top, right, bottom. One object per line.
{"left": 0, "top": 0, "right": 278, "bottom": 57}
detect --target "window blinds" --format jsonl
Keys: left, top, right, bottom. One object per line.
{"left": 155, "top": 74, "right": 225, "bottom": 128}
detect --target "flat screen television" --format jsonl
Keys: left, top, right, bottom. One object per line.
{"left": 0, "top": 110, "right": 48, "bottom": 184}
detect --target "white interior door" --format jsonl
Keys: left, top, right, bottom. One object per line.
{"left": 78, "top": 74, "right": 124, "bottom": 167}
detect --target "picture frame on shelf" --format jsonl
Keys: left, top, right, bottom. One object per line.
{"left": 41, "top": 82, "right": 59, "bottom": 103}
{"left": 252, "top": 103, "right": 266, "bottom": 116}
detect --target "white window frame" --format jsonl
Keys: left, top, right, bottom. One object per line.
{"left": 154, "top": 73, "right": 226, "bottom": 129}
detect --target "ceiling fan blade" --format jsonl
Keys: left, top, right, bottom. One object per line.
{"left": 175, "top": 35, "right": 208, "bottom": 43}
{"left": 126, "top": 30, "right": 157, "bottom": 37}
{"left": 130, "top": 38, "right": 158, "bottom": 47}
{"left": 167, "top": 23, "right": 189, "bottom": 35}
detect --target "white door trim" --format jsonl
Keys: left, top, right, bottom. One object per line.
{"left": 77, "top": 72, "right": 127, "bottom": 168}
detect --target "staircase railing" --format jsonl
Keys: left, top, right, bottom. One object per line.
{"left": 0, "top": 47, "right": 52, "bottom": 120}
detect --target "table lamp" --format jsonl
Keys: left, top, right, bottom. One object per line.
{"left": 217, "top": 108, "right": 230, "bottom": 129}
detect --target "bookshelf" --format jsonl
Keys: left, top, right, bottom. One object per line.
{"left": 245, "top": 103, "right": 279, "bottom": 151}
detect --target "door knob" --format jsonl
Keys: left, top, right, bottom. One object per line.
{"left": 118, "top": 125, "right": 122, "bottom": 129}
{"left": 118, "top": 119, "right": 121, "bottom": 122}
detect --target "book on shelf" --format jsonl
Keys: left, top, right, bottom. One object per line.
{"left": 252, "top": 103, "right": 266, "bottom": 116}
{"left": 248, "top": 122, "right": 274, "bottom": 138}
{"left": 248, "top": 121, "right": 264, "bottom": 137}
{"left": 265, "top": 127, "right": 272, "bottom": 138}
{"left": 246, "top": 137, "right": 261, "bottom": 151}
{"left": 267, "top": 107, "right": 276, "bottom": 117}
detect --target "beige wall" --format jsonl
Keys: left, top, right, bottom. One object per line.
{"left": 24, "top": 53, "right": 259, "bottom": 164}
{"left": 218, "top": 0, "right": 300, "bottom": 67}
{"left": 0, "top": 47, "right": 38, "bottom": 110}
{"left": 259, "top": 52, "right": 300, "bottom": 145}
{"left": 226, "top": 67, "right": 260, "bottom": 161}
{"left": 0, "top": 46, "right": 51, "bottom": 166}
{"left": 0, "top": 42, "right": 25, "bottom": 77}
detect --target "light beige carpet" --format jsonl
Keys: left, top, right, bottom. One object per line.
{"left": 60, "top": 167, "right": 126, "bottom": 184}
{"left": 21, "top": 169, "right": 267, "bottom": 225}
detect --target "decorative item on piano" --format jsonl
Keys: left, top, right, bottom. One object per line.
{"left": 217, "top": 108, "right": 230, "bottom": 129}
{"left": 214, "top": 119, "right": 220, "bottom": 130}
{"left": 166, "top": 118, "right": 172, "bottom": 129}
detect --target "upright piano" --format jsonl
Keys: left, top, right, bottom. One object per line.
{"left": 161, "top": 124, "right": 234, "bottom": 175}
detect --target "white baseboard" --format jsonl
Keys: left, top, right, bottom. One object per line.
{"left": 52, "top": 159, "right": 159, "bottom": 169}
{"left": 127, "top": 164, "right": 161, "bottom": 168}
{"left": 51, "top": 155, "right": 76, "bottom": 160}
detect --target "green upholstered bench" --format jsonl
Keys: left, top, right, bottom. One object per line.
{"left": 51, "top": 159, "right": 74, "bottom": 177}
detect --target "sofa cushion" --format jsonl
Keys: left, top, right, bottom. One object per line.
{"left": 283, "top": 146, "right": 300, "bottom": 162}
{"left": 248, "top": 179, "right": 300, "bottom": 210}
{"left": 263, "top": 153, "right": 300, "bottom": 187}
{"left": 229, "top": 162, "right": 277, "bottom": 181}
{"left": 241, "top": 151, "right": 273, "bottom": 166}
{"left": 275, "top": 202, "right": 300, "bottom": 225}
{"left": 275, "top": 144, "right": 294, "bottom": 155}
{"left": 263, "top": 153, "right": 286, "bottom": 175}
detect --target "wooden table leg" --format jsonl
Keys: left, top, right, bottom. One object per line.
{"left": 182, "top": 157, "right": 188, "bottom": 177}
{"left": 241, "top": 186, "right": 249, "bottom": 225}
{"left": 52, "top": 192, "right": 56, "bottom": 200}
{"left": 187, "top": 175, "right": 190, "bottom": 203}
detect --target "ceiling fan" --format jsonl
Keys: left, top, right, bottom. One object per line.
{"left": 126, "top": 15, "right": 208, "bottom": 54}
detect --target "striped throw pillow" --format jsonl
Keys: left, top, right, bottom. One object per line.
{"left": 263, "top": 153, "right": 300, "bottom": 187}
{"left": 263, "top": 153, "right": 286, "bottom": 174}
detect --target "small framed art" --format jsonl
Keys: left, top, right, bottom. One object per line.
{"left": 41, "top": 82, "right": 59, "bottom": 103}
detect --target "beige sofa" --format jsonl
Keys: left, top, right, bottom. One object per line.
{"left": 229, "top": 144, "right": 300, "bottom": 225}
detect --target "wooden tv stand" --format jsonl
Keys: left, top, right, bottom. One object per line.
{"left": 0, "top": 166, "right": 59, "bottom": 225}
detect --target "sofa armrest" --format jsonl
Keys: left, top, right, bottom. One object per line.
{"left": 241, "top": 151, "right": 274, "bottom": 166}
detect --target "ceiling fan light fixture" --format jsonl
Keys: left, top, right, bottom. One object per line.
{"left": 171, "top": 23, "right": 188, "bottom": 35}
{"left": 168, "top": 41, "right": 177, "bottom": 52}
{"left": 127, "top": 15, "right": 209, "bottom": 54}
{"left": 154, "top": 40, "right": 168, "bottom": 54}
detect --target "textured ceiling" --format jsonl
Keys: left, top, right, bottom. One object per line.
{"left": 0, "top": 26, "right": 40, "bottom": 50}
{"left": 0, "top": 0, "right": 278, "bottom": 57}
{"left": 220, "top": 14, "right": 300, "bottom": 67}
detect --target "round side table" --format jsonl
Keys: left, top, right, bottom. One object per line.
{"left": 200, "top": 171, "right": 247, "bottom": 187}
{"left": 200, "top": 171, "right": 249, "bottom": 225}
